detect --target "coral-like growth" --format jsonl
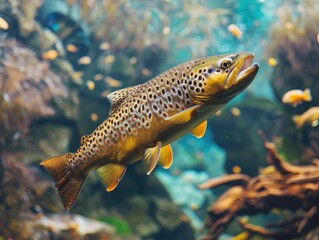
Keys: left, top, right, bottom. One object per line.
{"left": 0, "top": 37, "right": 67, "bottom": 150}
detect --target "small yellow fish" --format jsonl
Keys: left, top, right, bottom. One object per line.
{"left": 42, "top": 49, "right": 59, "bottom": 60}
{"left": 66, "top": 43, "right": 78, "bottom": 53}
{"left": 227, "top": 24, "right": 243, "bottom": 39}
{"left": 105, "top": 77, "right": 122, "bottom": 87}
{"left": 232, "top": 165, "right": 241, "bottom": 173}
{"left": 87, "top": 80, "right": 95, "bottom": 91}
{"left": 40, "top": 52, "right": 259, "bottom": 210}
{"left": 232, "top": 231, "right": 250, "bottom": 240}
{"left": 293, "top": 107, "right": 319, "bottom": 128}
{"left": 90, "top": 113, "right": 98, "bottom": 122}
{"left": 282, "top": 88, "right": 312, "bottom": 107}
{"left": 104, "top": 55, "right": 115, "bottom": 64}
{"left": 78, "top": 56, "right": 91, "bottom": 65}
{"left": 0, "top": 17, "right": 9, "bottom": 30}
{"left": 142, "top": 68, "right": 151, "bottom": 76}
{"left": 94, "top": 74, "right": 104, "bottom": 81}
{"left": 231, "top": 107, "right": 241, "bottom": 116}
{"left": 268, "top": 57, "right": 278, "bottom": 67}
{"left": 100, "top": 42, "right": 110, "bottom": 50}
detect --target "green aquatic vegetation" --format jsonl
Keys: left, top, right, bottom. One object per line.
{"left": 99, "top": 216, "right": 132, "bottom": 236}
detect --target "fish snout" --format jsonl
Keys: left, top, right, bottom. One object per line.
{"left": 214, "top": 52, "right": 259, "bottom": 103}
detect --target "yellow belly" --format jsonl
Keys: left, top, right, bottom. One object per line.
{"left": 112, "top": 103, "right": 223, "bottom": 165}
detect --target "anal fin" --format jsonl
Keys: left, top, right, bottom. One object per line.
{"left": 96, "top": 163, "right": 127, "bottom": 191}
{"left": 191, "top": 120, "right": 207, "bottom": 138}
{"left": 143, "top": 142, "right": 161, "bottom": 175}
{"left": 165, "top": 104, "right": 202, "bottom": 124}
{"left": 158, "top": 144, "right": 173, "bottom": 169}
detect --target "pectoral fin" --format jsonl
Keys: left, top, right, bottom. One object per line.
{"left": 96, "top": 163, "right": 127, "bottom": 191}
{"left": 191, "top": 120, "right": 207, "bottom": 138}
{"left": 158, "top": 144, "right": 173, "bottom": 169}
{"left": 165, "top": 104, "right": 202, "bottom": 124}
{"left": 143, "top": 142, "right": 161, "bottom": 175}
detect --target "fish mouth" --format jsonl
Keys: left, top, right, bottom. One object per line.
{"left": 213, "top": 52, "right": 259, "bottom": 103}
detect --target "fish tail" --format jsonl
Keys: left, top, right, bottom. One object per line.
{"left": 292, "top": 115, "right": 304, "bottom": 128}
{"left": 303, "top": 88, "right": 312, "bottom": 102}
{"left": 40, "top": 153, "right": 85, "bottom": 210}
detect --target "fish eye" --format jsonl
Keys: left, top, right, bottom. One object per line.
{"left": 219, "top": 58, "right": 233, "bottom": 69}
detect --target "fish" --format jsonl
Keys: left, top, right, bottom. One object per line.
{"left": 78, "top": 56, "right": 92, "bottom": 65}
{"left": 66, "top": 43, "right": 78, "bottom": 53}
{"left": 268, "top": 57, "right": 278, "bottom": 67}
{"left": 42, "top": 49, "right": 59, "bottom": 60}
{"left": 231, "top": 107, "right": 241, "bottom": 116}
{"left": 293, "top": 107, "right": 319, "bottom": 128}
{"left": 232, "top": 165, "right": 241, "bottom": 174}
{"left": 105, "top": 77, "right": 122, "bottom": 87}
{"left": 40, "top": 52, "right": 259, "bottom": 210}
{"left": 227, "top": 24, "right": 243, "bottom": 39}
{"left": 282, "top": 88, "right": 312, "bottom": 107}
{"left": 0, "top": 17, "right": 9, "bottom": 30}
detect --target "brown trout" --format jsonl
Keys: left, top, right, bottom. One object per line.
{"left": 40, "top": 52, "right": 259, "bottom": 210}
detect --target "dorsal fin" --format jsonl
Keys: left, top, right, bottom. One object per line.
{"left": 107, "top": 86, "right": 137, "bottom": 113}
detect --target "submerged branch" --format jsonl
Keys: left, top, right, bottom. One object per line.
{"left": 201, "top": 130, "right": 319, "bottom": 240}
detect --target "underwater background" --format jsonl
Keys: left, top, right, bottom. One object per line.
{"left": 1, "top": 0, "right": 319, "bottom": 239}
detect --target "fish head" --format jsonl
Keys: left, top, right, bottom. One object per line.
{"left": 188, "top": 52, "right": 259, "bottom": 104}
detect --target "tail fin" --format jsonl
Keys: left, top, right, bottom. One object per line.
{"left": 303, "top": 88, "right": 312, "bottom": 102}
{"left": 292, "top": 115, "right": 304, "bottom": 128}
{"left": 40, "top": 153, "right": 85, "bottom": 210}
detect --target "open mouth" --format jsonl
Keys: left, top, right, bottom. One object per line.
{"left": 237, "top": 54, "right": 257, "bottom": 82}
{"left": 214, "top": 52, "right": 259, "bottom": 102}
